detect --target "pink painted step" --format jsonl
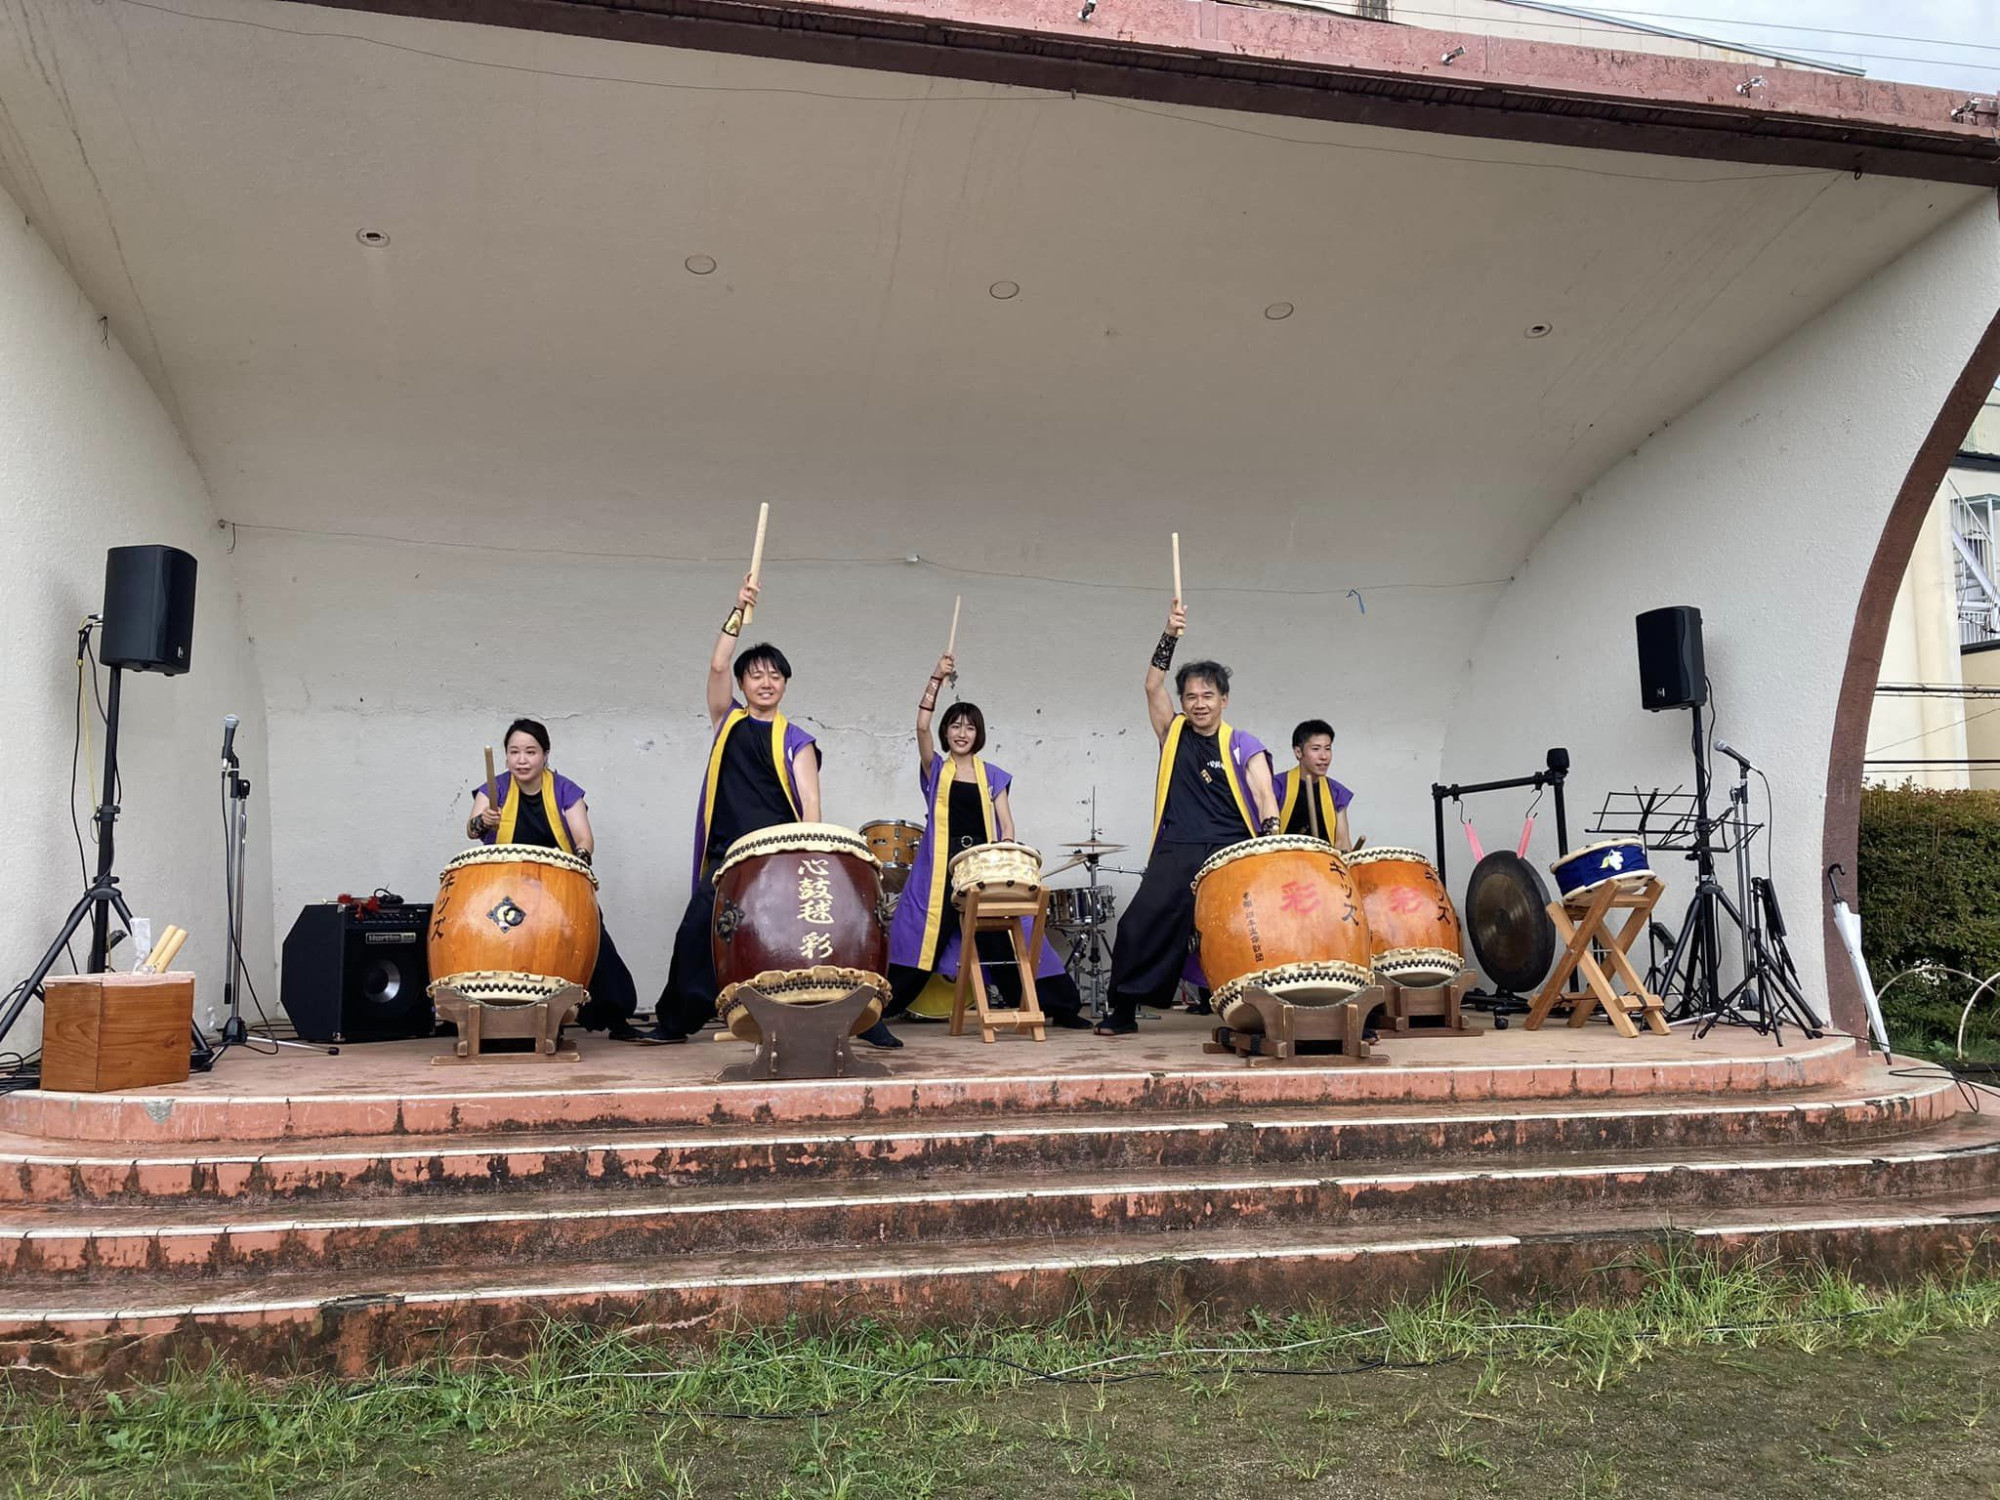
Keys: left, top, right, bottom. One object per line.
{"left": 0, "top": 1076, "right": 1951, "bottom": 1208}
{"left": 5, "top": 1116, "right": 1998, "bottom": 1283}
{"left": 7, "top": 1191, "right": 1998, "bottom": 1380}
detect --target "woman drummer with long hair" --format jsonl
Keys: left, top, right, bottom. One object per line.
{"left": 861, "top": 655, "right": 1089, "bottom": 1048}
{"left": 467, "top": 717, "right": 640, "bottom": 1037}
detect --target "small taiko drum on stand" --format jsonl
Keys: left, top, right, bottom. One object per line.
{"left": 1191, "top": 836, "right": 1374, "bottom": 1032}
{"left": 711, "top": 822, "right": 891, "bottom": 1046}
{"left": 948, "top": 840, "right": 1043, "bottom": 907}
{"left": 1550, "top": 839, "right": 1653, "bottom": 903}
{"left": 1346, "top": 846, "right": 1465, "bottom": 989}
{"left": 428, "top": 844, "right": 601, "bottom": 1003}
{"left": 427, "top": 845, "right": 601, "bottom": 1063}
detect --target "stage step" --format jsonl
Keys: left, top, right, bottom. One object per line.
{"left": 7, "top": 1190, "right": 1998, "bottom": 1379}
{"left": 0, "top": 1075, "right": 1958, "bottom": 1206}
{"left": 0, "top": 1034, "right": 1867, "bottom": 1144}
{"left": 4, "top": 1116, "right": 1998, "bottom": 1283}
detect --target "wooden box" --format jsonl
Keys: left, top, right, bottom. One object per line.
{"left": 40, "top": 972, "right": 195, "bottom": 1092}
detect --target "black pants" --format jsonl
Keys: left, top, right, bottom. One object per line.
{"left": 655, "top": 863, "right": 721, "bottom": 1039}
{"left": 1107, "top": 840, "right": 1228, "bottom": 1024}
{"left": 883, "top": 937, "right": 1086, "bottom": 1020}
{"left": 574, "top": 922, "right": 638, "bottom": 1030}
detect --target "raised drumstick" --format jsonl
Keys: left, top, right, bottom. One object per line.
{"left": 1171, "top": 532, "right": 1182, "bottom": 605}
{"left": 743, "top": 502, "right": 770, "bottom": 628}
{"left": 947, "top": 595, "right": 961, "bottom": 658}
{"left": 484, "top": 747, "right": 498, "bottom": 814}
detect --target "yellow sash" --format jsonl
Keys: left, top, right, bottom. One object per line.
{"left": 916, "top": 756, "right": 996, "bottom": 969}
{"left": 701, "top": 708, "right": 799, "bottom": 857}
{"left": 1278, "top": 772, "right": 1340, "bottom": 841}
{"left": 497, "top": 774, "right": 574, "bottom": 854}
{"left": 1150, "top": 717, "right": 1253, "bottom": 850}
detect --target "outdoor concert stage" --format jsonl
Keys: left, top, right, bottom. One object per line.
{"left": 3, "top": 1018, "right": 1997, "bottom": 1380}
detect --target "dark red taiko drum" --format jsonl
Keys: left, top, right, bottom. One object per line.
{"left": 710, "top": 822, "right": 890, "bottom": 1041}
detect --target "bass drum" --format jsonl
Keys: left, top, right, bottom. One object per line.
{"left": 1191, "top": 836, "right": 1374, "bottom": 1032}
{"left": 1346, "top": 846, "right": 1465, "bottom": 989}
{"left": 428, "top": 845, "right": 600, "bottom": 1003}
{"left": 711, "top": 822, "right": 891, "bottom": 1041}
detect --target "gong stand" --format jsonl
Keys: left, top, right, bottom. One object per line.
{"left": 431, "top": 983, "right": 583, "bottom": 1065}
{"left": 1432, "top": 749, "right": 1571, "bottom": 1025}
{"left": 717, "top": 986, "right": 889, "bottom": 1081}
{"left": 1204, "top": 985, "right": 1390, "bottom": 1067}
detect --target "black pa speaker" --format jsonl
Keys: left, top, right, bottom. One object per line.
{"left": 1635, "top": 605, "right": 1705, "bottom": 712}
{"left": 101, "top": 545, "right": 198, "bottom": 675}
{"left": 280, "top": 903, "right": 434, "bottom": 1042}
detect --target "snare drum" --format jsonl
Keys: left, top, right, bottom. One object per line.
{"left": 1550, "top": 839, "right": 1652, "bottom": 902}
{"left": 711, "top": 822, "right": 890, "bottom": 1041}
{"left": 1046, "top": 887, "right": 1117, "bottom": 928}
{"left": 1191, "top": 836, "right": 1374, "bottom": 1031}
{"left": 860, "top": 818, "right": 924, "bottom": 869}
{"left": 1345, "top": 846, "right": 1464, "bottom": 989}
{"left": 948, "top": 840, "right": 1043, "bottom": 907}
{"left": 428, "top": 845, "right": 600, "bottom": 1004}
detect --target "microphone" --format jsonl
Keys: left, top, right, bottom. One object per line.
{"left": 1713, "top": 738, "right": 1754, "bottom": 771}
{"left": 221, "top": 714, "right": 240, "bottom": 767}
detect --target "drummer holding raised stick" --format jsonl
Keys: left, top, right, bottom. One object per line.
{"left": 652, "top": 512, "right": 824, "bottom": 1042}
{"left": 1097, "top": 539, "right": 1279, "bottom": 1037}
{"left": 861, "top": 600, "right": 1089, "bottom": 1047}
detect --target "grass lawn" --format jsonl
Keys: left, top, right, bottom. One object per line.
{"left": 9, "top": 1253, "right": 2000, "bottom": 1499}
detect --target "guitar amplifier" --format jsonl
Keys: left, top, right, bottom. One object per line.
{"left": 280, "top": 901, "right": 434, "bottom": 1043}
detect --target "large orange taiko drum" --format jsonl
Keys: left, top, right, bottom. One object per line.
{"left": 1345, "top": 845, "right": 1464, "bottom": 989}
{"left": 1191, "top": 836, "right": 1374, "bottom": 1032}
{"left": 711, "top": 822, "right": 892, "bottom": 1042}
{"left": 428, "top": 845, "right": 601, "bottom": 1003}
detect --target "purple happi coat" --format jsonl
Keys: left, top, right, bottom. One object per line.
{"left": 690, "top": 706, "right": 818, "bottom": 882}
{"left": 472, "top": 770, "right": 586, "bottom": 849}
{"left": 886, "top": 753, "right": 1066, "bottom": 979}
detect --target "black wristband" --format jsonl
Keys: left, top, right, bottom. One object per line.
{"left": 1152, "top": 632, "right": 1179, "bottom": 671}
{"left": 722, "top": 609, "right": 744, "bottom": 638}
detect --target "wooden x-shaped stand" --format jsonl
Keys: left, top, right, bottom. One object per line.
{"left": 951, "top": 885, "right": 1049, "bottom": 1043}
{"left": 1525, "top": 876, "right": 1669, "bottom": 1038}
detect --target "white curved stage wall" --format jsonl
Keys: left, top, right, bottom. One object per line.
{"left": 0, "top": 190, "right": 272, "bottom": 1054}
{"left": 1442, "top": 198, "right": 2000, "bottom": 1022}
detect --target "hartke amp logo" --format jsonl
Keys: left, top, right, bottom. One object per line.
{"left": 364, "top": 932, "right": 418, "bottom": 945}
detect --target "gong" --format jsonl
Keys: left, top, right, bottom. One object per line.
{"left": 1464, "top": 851, "right": 1558, "bottom": 993}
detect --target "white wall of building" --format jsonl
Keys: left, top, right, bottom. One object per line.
{"left": 0, "top": 186, "right": 271, "bottom": 1056}
{"left": 1441, "top": 198, "right": 2000, "bottom": 1019}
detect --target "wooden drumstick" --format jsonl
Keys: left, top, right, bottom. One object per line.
{"left": 483, "top": 747, "right": 498, "bottom": 813}
{"left": 1306, "top": 776, "right": 1323, "bottom": 841}
{"left": 148, "top": 926, "right": 189, "bottom": 973}
{"left": 1171, "top": 532, "right": 1182, "bottom": 605}
{"left": 743, "top": 502, "right": 770, "bottom": 628}
{"left": 946, "top": 595, "right": 961, "bottom": 659}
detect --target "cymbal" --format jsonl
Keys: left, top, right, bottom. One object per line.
{"left": 1043, "top": 855, "right": 1087, "bottom": 879}
{"left": 1062, "top": 838, "right": 1128, "bottom": 853}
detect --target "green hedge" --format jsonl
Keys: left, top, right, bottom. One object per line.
{"left": 1857, "top": 785, "right": 2000, "bottom": 1057}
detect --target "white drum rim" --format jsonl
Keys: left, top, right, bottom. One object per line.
{"left": 716, "top": 822, "right": 881, "bottom": 880}
{"left": 440, "top": 843, "right": 599, "bottom": 888}
{"left": 716, "top": 966, "right": 891, "bottom": 1040}
{"left": 1192, "top": 835, "right": 1340, "bottom": 891}
{"left": 948, "top": 839, "right": 1043, "bottom": 871}
{"left": 1373, "top": 948, "right": 1469, "bottom": 985}
{"left": 1553, "top": 869, "right": 1653, "bottom": 899}
{"left": 1550, "top": 838, "right": 1649, "bottom": 869}
{"left": 1213, "top": 960, "right": 1373, "bottom": 1027}
{"left": 1345, "top": 845, "right": 1433, "bottom": 867}
{"left": 429, "top": 968, "right": 579, "bottom": 1004}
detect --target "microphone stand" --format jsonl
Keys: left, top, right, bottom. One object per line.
{"left": 199, "top": 721, "right": 334, "bottom": 1067}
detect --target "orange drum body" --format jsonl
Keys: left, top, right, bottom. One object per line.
{"left": 711, "top": 823, "right": 891, "bottom": 1041}
{"left": 1346, "top": 846, "right": 1464, "bottom": 988}
{"left": 428, "top": 845, "right": 601, "bottom": 1003}
{"left": 1191, "top": 837, "right": 1374, "bottom": 1031}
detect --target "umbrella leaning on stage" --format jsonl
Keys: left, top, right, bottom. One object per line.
{"left": 1826, "top": 864, "right": 1891, "bottom": 1060}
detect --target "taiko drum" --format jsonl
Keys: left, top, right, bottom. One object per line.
{"left": 428, "top": 845, "right": 601, "bottom": 1003}
{"left": 711, "top": 822, "right": 891, "bottom": 1041}
{"left": 1191, "top": 836, "right": 1374, "bottom": 1032}
{"left": 1345, "top": 846, "right": 1465, "bottom": 988}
